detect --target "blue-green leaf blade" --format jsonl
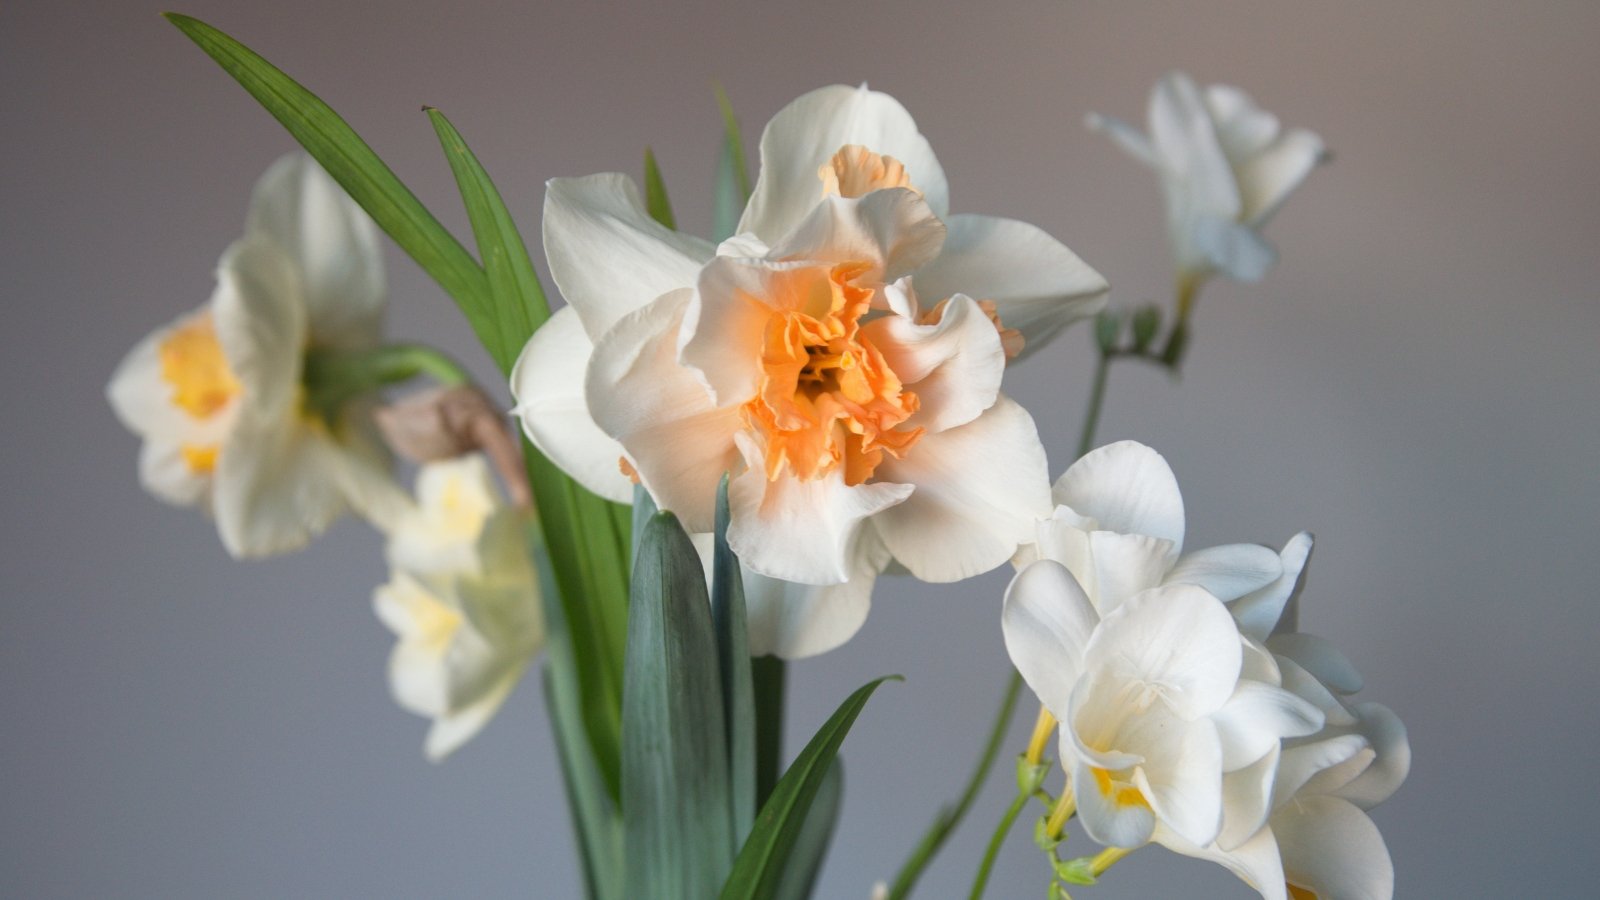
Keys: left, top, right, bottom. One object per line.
{"left": 772, "top": 760, "right": 843, "bottom": 900}
{"left": 643, "top": 147, "right": 677, "bottom": 230}
{"left": 713, "top": 476, "right": 756, "bottom": 841}
{"left": 711, "top": 84, "right": 751, "bottom": 242}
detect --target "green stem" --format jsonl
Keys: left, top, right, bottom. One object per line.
{"left": 752, "top": 655, "right": 787, "bottom": 807}
{"left": 887, "top": 673, "right": 1023, "bottom": 900}
{"left": 303, "top": 342, "right": 472, "bottom": 418}
{"left": 1077, "top": 351, "right": 1114, "bottom": 458}
{"left": 967, "top": 789, "right": 1030, "bottom": 900}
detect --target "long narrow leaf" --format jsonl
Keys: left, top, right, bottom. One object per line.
{"left": 713, "top": 476, "right": 756, "bottom": 841}
{"left": 642, "top": 148, "right": 677, "bottom": 230}
{"left": 162, "top": 15, "right": 495, "bottom": 349}
{"left": 711, "top": 84, "right": 752, "bottom": 242}
{"left": 752, "top": 655, "right": 787, "bottom": 807}
{"left": 772, "top": 760, "right": 843, "bottom": 900}
{"left": 721, "top": 676, "right": 900, "bottom": 900}
{"left": 625, "top": 512, "right": 735, "bottom": 898}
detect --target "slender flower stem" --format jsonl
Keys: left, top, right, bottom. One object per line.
{"left": 1077, "top": 351, "right": 1114, "bottom": 459}
{"left": 967, "top": 789, "right": 1030, "bottom": 900}
{"left": 1089, "top": 845, "right": 1134, "bottom": 877}
{"left": 886, "top": 674, "right": 1022, "bottom": 900}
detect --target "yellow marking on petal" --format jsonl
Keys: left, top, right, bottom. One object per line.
{"left": 618, "top": 456, "right": 642, "bottom": 485}
{"left": 158, "top": 312, "right": 240, "bottom": 419}
{"left": 818, "top": 144, "right": 917, "bottom": 199}
{"left": 180, "top": 444, "right": 219, "bottom": 474}
{"left": 1287, "top": 885, "right": 1318, "bottom": 900}
{"left": 1091, "top": 766, "right": 1150, "bottom": 810}
{"left": 741, "top": 263, "right": 922, "bottom": 485}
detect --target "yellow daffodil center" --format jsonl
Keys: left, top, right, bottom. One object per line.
{"left": 743, "top": 262, "right": 923, "bottom": 486}
{"left": 1091, "top": 765, "right": 1151, "bottom": 811}
{"left": 159, "top": 312, "right": 240, "bottom": 419}
{"left": 1287, "top": 885, "right": 1318, "bottom": 900}
{"left": 818, "top": 145, "right": 917, "bottom": 199}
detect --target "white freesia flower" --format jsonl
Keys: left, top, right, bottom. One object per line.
{"left": 1004, "top": 562, "right": 1317, "bottom": 849}
{"left": 107, "top": 153, "right": 405, "bottom": 557}
{"left": 375, "top": 454, "right": 543, "bottom": 761}
{"left": 1088, "top": 71, "right": 1326, "bottom": 284}
{"left": 513, "top": 84, "right": 1108, "bottom": 658}
{"left": 1017, "top": 440, "right": 1291, "bottom": 617}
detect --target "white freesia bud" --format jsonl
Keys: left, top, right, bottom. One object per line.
{"left": 1088, "top": 71, "right": 1327, "bottom": 285}
{"left": 512, "top": 84, "right": 1110, "bottom": 659}
{"left": 106, "top": 153, "right": 406, "bottom": 558}
{"left": 375, "top": 454, "right": 543, "bottom": 761}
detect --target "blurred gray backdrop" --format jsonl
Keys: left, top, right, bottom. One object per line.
{"left": 4, "top": 0, "right": 1597, "bottom": 896}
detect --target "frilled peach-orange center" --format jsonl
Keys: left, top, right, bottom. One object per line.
{"left": 818, "top": 144, "right": 917, "bottom": 199}
{"left": 742, "top": 263, "right": 922, "bottom": 486}
{"left": 160, "top": 313, "right": 239, "bottom": 420}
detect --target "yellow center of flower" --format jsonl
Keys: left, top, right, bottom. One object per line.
{"left": 818, "top": 145, "right": 917, "bottom": 199}
{"left": 159, "top": 313, "right": 240, "bottom": 420}
{"left": 1090, "top": 765, "right": 1151, "bottom": 811}
{"left": 743, "top": 262, "right": 922, "bottom": 485}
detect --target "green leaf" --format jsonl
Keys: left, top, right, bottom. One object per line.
{"left": 752, "top": 655, "right": 786, "bottom": 807}
{"left": 643, "top": 148, "right": 677, "bottom": 230}
{"left": 425, "top": 107, "right": 550, "bottom": 372}
{"left": 625, "top": 512, "right": 736, "bottom": 899}
{"left": 162, "top": 15, "right": 497, "bottom": 357}
{"left": 711, "top": 84, "right": 752, "bottom": 242}
{"left": 771, "top": 760, "right": 843, "bottom": 900}
{"left": 712, "top": 476, "right": 756, "bottom": 841}
{"left": 721, "top": 676, "right": 900, "bottom": 900}
{"left": 630, "top": 482, "right": 659, "bottom": 563}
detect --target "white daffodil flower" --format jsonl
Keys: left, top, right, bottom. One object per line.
{"left": 375, "top": 455, "right": 543, "bottom": 761}
{"left": 1017, "top": 440, "right": 1292, "bottom": 618}
{"left": 107, "top": 153, "right": 406, "bottom": 558}
{"left": 1002, "top": 561, "right": 1321, "bottom": 850}
{"left": 1088, "top": 71, "right": 1326, "bottom": 285}
{"left": 513, "top": 84, "right": 1109, "bottom": 658}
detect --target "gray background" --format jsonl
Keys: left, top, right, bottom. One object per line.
{"left": 4, "top": 0, "right": 1597, "bottom": 896}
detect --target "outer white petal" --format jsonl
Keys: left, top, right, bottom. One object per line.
{"left": 585, "top": 290, "right": 743, "bottom": 532}
{"left": 740, "top": 84, "right": 949, "bottom": 245}
{"left": 1155, "top": 821, "right": 1289, "bottom": 900}
{"left": 1086, "top": 530, "right": 1175, "bottom": 614}
{"left": 1165, "top": 543, "right": 1283, "bottom": 603}
{"left": 211, "top": 236, "right": 305, "bottom": 419}
{"left": 871, "top": 395, "right": 1051, "bottom": 583}
{"left": 728, "top": 436, "right": 912, "bottom": 584}
{"left": 510, "top": 306, "right": 634, "bottom": 503}
{"left": 107, "top": 311, "right": 221, "bottom": 440}
{"left": 1232, "top": 532, "right": 1313, "bottom": 642}
{"left": 1072, "top": 756, "right": 1157, "bottom": 849}
{"left": 1274, "top": 733, "right": 1369, "bottom": 808}
{"left": 1332, "top": 703, "right": 1411, "bottom": 810}
{"left": 910, "top": 214, "right": 1109, "bottom": 359}
{"left": 1053, "top": 441, "right": 1185, "bottom": 551}
{"left": 1267, "top": 632, "right": 1363, "bottom": 695}
{"left": 743, "top": 525, "right": 889, "bottom": 659}
{"left": 1085, "top": 112, "right": 1159, "bottom": 168}
{"left": 542, "top": 173, "right": 714, "bottom": 340}
{"left": 1128, "top": 713, "right": 1225, "bottom": 848}
{"left": 212, "top": 414, "right": 347, "bottom": 558}
{"left": 323, "top": 405, "right": 409, "bottom": 533}
{"left": 1278, "top": 657, "right": 1359, "bottom": 728}
{"left": 424, "top": 662, "right": 526, "bottom": 762}
{"left": 1202, "top": 85, "right": 1281, "bottom": 165}
{"left": 861, "top": 294, "right": 1005, "bottom": 433}
{"left": 1273, "top": 796, "right": 1394, "bottom": 900}
{"left": 136, "top": 440, "right": 213, "bottom": 506}
{"left": 1002, "top": 559, "right": 1100, "bottom": 717}
{"left": 1237, "top": 128, "right": 1326, "bottom": 226}
{"left": 768, "top": 190, "right": 947, "bottom": 281}
{"left": 1017, "top": 505, "right": 1095, "bottom": 578}
{"left": 1212, "top": 680, "right": 1325, "bottom": 771}
{"left": 1191, "top": 214, "right": 1277, "bottom": 282}
{"left": 245, "top": 154, "right": 385, "bottom": 350}
{"left": 1148, "top": 72, "right": 1241, "bottom": 222}
{"left": 1085, "top": 583, "right": 1242, "bottom": 720}
{"left": 1215, "top": 743, "right": 1282, "bottom": 851}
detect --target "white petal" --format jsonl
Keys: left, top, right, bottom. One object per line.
{"left": 1165, "top": 543, "right": 1283, "bottom": 602}
{"left": 324, "top": 404, "right": 409, "bottom": 533}
{"left": 1128, "top": 713, "right": 1225, "bottom": 847}
{"left": 743, "top": 525, "right": 889, "bottom": 658}
{"left": 1273, "top": 796, "right": 1394, "bottom": 900}
{"left": 542, "top": 173, "right": 714, "bottom": 340}
{"left": 1148, "top": 72, "right": 1241, "bottom": 222}
{"left": 1274, "top": 733, "right": 1369, "bottom": 807}
{"left": 424, "top": 662, "right": 527, "bottom": 762}
{"left": 585, "top": 290, "right": 743, "bottom": 532}
{"left": 1191, "top": 214, "right": 1277, "bottom": 282}
{"left": 1020, "top": 505, "right": 1095, "bottom": 582}
{"left": 1085, "top": 112, "right": 1159, "bottom": 168}
{"left": 1213, "top": 681, "right": 1325, "bottom": 771}
{"left": 1087, "top": 530, "right": 1176, "bottom": 614}
{"left": 211, "top": 236, "right": 305, "bottom": 419}
{"left": 861, "top": 294, "right": 1005, "bottom": 433}
{"left": 1232, "top": 533, "right": 1313, "bottom": 642}
{"left": 510, "top": 306, "right": 634, "bottom": 503}
{"left": 680, "top": 256, "right": 820, "bottom": 405}
{"left": 740, "top": 84, "right": 949, "bottom": 246}
{"left": 910, "top": 214, "right": 1109, "bottom": 359}
{"left": 107, "top": 311, "right": 213, "bottom": 439}
{"left": 1334, "top": 703, "right": 1411, "bottom": 810}
{"left": 1215, "top": 744, "right": 1281, "bottom": 852}
{"left": 1156, "top": 821, "right": 1288, "bottom": 900}
{"left": 136, "top": 439, "right": 214, "bottom": 507}
{"left": 769, "top": 190, "right": 947, "bottom": 282}
{"left": 728, "top": 437, "right": 911, "bottom": 584}
{"left": 212, "top": 414, "right": 347, "bottom": 558}
{"left": 245, "top": 154, "right": 385, "bottom": 350}
{"left": 872, "top": 395, "right": 1051, "bottom": 582}
{"left": 1053, "top": 441, "right": 1185, "bottom": 551}
{"left": 1085, "top": 583, "right": 1242, "bottom": 719}
{"left": 1202, "top": 85, "right": 1281, "bottom": 166}
{"left": 1237, "top": 128, "right": 1326, "bottom": 226}
{"left": 1072, "top": 756, "right": 1157, "bottom": 849}
{"left": 1267, "top": 632, "right": 1363, "bottom": 695}
{"left": 1002, "top": 559, "right": 1100, "bottom": 717}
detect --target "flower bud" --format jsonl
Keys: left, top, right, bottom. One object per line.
{"left": 375, "top": 385, "right": 530, "bottom": 507}
{"left": 1130, "top": 305, "right": 1161, "bottom": 353}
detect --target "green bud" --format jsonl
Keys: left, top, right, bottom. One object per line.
{"left": 1160, "top": 320, "right": 1190, "bottom": 368}
{"left": 1033, "top": 816, "right": 1063, "bottom": 852}
{"left": 1130, "top": 304, "right": 1161, "bottom": 352}
{"left": 1016, "top": 755, "right": 1051, "bottom": 796}
{"left": 1054, "top": 856, "right": 1099, "bottom": 886}
{"left": 1094, "top": 311, "right": 1121, "bottom": 354}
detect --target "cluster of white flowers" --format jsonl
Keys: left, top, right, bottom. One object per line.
{"left": 1004, "top": 442, "right": 1408, "bottom": 899}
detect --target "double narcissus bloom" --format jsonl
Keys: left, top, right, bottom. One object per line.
{"left": 107, "top": 154, "right": 405, "bottom": 557}
{"left": 1003, "top": 441, "right": 1406, "bottom": 899}
{"left": 512, "top": 84, "right": 1108, "bottom": 658}
{"left": 375, "top": 454, "right": 544, "bottom": 761}
{"left": 1088, "top": 72, "right": 1327, "bottom": 285}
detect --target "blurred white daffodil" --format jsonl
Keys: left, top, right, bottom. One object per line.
{"left": 1017, "top": 440, "right": 1293, "bottom": 617}
{"left": 513, "top": 84, "right": 1108, "bottom": 658}
{"left": 1088, "top": 71, "right": 1326, "bottom": 287}
{"left": 107, "top": 153, "right": 405, "bottom": 557}
{"left": 1003, "top": 561, "right": 1320, "bottom": 849}
{"left": 375, "top": 454, "right": 543, "bottom": 761}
